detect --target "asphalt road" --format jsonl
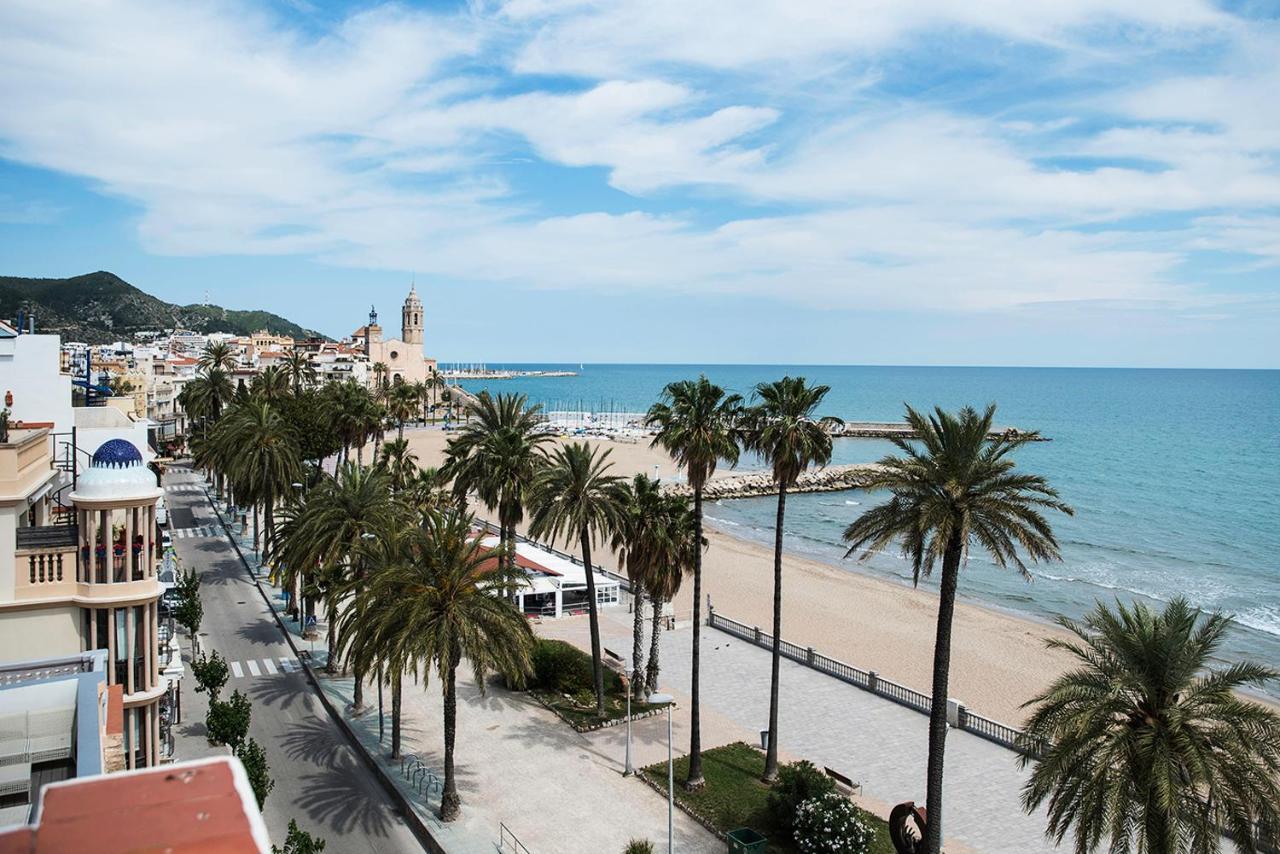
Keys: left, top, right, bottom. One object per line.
{"left": 163, "top": 463, "right": 423, "bottom": 854}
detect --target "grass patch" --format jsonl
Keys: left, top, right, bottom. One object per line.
{"left": 531, "top": 688, "right": 659, "bottom": 729}
{"left": 523, "top": 638, "right": 655, "bottom": 729}
{"left": 640, "top": 742, "right": 894, "bottom": 854}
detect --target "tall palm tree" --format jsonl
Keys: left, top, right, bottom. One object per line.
{"left": 1021, "top": 597, "right": 1280, "bottom": 854}
{"left": 741, "top": 376, "right": 842, "bottom": 782}
{"left": 282, "top": 350, "right": 316, "bottom": 394}
{"left": 275, "top": 463, "right": 399, "bottom": 713}
{"left": 528, "top": 442, "right": 626, "bottom": 716}
{"left": 444, "top": 392, "right": 550, "bottom": 568}
{"left": 378, "top": 437, "right": 420, "bottom": 493}
{"left": 645, "top": 376, "right": 743, "bottom": 789}
{"left": 250, "top": 365, "right": 290, "bottom": 403}
{"left": 327, "top": 381, "right": 370, "bottom": 463}
{"left": 388, "top": 382, "right": 419, "bottom": 440}
{"left": 362, "top": 508, "right": 534, "bottom": 821}
{"left": 842, "top": 404, "right": 1072, "bottom": 853}
{"left": 198, "top": 340, "right": 238, "bottom": 373}
{"left": 216, "top": 400, "right": 300, "bottom": 560}
{"left": 644, "top": 492, "right": 698, "bottom": 697}
{"left": 613, "top": 474, "right": 666, "bottom": 698}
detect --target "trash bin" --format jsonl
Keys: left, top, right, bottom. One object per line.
{"left": 726, "top": 827, "right": 767, "bottom": 853}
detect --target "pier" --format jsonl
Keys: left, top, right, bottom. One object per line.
{"left": 832, "top": 421, "right": 1049, "bottom": 441}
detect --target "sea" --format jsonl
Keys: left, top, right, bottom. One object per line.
{"left": 458, "top": 364, "right": 1280, "bottom": 694}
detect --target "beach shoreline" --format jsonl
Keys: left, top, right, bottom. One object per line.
{"left": 400, "top": 426, "right": 1080, "bottom": 724}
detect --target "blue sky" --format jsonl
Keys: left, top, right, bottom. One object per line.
{"left": 1, "top": 0, "right": 1277, "bottom": 367}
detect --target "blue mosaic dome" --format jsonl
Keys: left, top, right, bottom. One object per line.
{"left": 91, "top": 439, "right": 144, "bottom": 468}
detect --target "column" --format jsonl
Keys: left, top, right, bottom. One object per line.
{"left": 101, "top": 509, "right": 112, "bottom": 582}
{"left": 106, "top": 608, "right": 116, "bottom": 685}
{"left": 125, "top": 606, "right": 136, "bottom": 695}
{"left": 141, "top": 603, "right": 151, "bottom": 692}
{"left": 144, "top": 505, "right": 154, "bottom": 576}
{"left": 125, "top": 709, "right": 135, "bottom": 771}
{"left": 124, "top": 506, "right": 135, "bottom": 580}
{"left": 86, "top": 509, "right": 96, "bottom": 583}
{"left": 152, "top": 701, "right": 161, "bottom": 765}
{"left": 89, "top": 609, "right": 98, "bottom": 656}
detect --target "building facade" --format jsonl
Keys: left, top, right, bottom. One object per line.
{"left": 354, "top": 285, "right": 438, "bottom": 386}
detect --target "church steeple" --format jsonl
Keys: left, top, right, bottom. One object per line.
{"left": 402, "top": 284, "right": 423, "bottom": 348}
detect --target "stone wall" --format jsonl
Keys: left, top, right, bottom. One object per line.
{"left": 666, "top": 463, "right": 883, "bottom": 500}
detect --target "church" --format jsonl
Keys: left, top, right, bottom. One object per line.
{"left": 351, "top": 285, "right": 438, "bottom": 386}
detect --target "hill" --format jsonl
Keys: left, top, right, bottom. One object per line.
{"left": 0, "top": 271, "right": 329, "bottom": 343}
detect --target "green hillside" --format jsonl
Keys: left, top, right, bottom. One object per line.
{"left": 0, "top": 271, "right": 329, "bottom": 343}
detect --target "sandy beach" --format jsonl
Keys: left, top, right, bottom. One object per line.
{"left": 398, "top": 426, "right": 1077, "bottom": 725}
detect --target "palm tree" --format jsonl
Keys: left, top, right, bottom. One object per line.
{"left": 362, "top": 508, "right": 534, "bottom": 821}
{"left": 275, "top": 463, "right": 399, "bottom": 713}
{"left": 645, "top": 376, "right": 743, "bottom": 789}
{"left": 198, "top": 340, "right": 238, "bottom": 372}
{"left": 528, "top": 442, "right": 626, "bottom": 716}
{"left": 282, "top": 350, "right": 316, "bottom": 394}
{"left": 613, "top": 474, "right": 666, "bottom": 698}
{"left": 741, "top": 376, "right": 842, "bottom": 782}
{"left": 250, "top": 365, "right": 290, "bottom": 402}
{"left": 644, "top": 492, "right": 698, "bottom": 697}
{"left": 388, "top": 382, "right": 419, "bottom": 440}
{"left": 1020, "top": 597, "right": 1280, "bottom": 854}
{"left": 327, "top": 381, "right": 370, "bottom": 463}
{"left": 444, "top": 392, "right": 550, "bottom": 568}
{"left": 215, "top": 400, "right": 300, "bottom": 559}
{"left": 378, "top": 437, "right": 420, "bottom": 492}
{"left": 842, "top": 404, "right": 1073, "bottom": 853}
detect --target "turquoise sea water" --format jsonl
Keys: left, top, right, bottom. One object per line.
{"left": 459, "top": 365, "right": 1280, "bottom": 689}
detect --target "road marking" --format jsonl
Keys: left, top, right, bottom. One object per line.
{"left": 261, "top": 658, "right": 277, "bottom": 674}
{"left": 170, "top": 526, "right": 218, "bottom": 539}
{"left": 279, "top": 658, "right": 297, "bottom": 673}
{"left": 224, "top": 658, "right": 301, "bottom": 678}
{"left": 230, "top": 661, "right": 244, "bottom": 678}
{"left": 246, "top": 660, "right": 261, "bottom": 676}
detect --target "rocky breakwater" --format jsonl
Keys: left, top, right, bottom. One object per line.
{"left": 666, "top": 463, "right": 885, "bottom": 500}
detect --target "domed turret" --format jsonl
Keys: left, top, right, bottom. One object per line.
{"left": 74, "top": 439, "right": 159, "bottom": 501}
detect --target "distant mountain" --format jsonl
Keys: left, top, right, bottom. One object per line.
{"left": 0, "top": 271, "right": 329, "bottom": 344}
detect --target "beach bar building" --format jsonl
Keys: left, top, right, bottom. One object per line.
{"left": 480, "top": 537, "right": 621, "bottom": 618}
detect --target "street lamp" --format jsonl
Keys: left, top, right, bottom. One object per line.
{"left": 623, "top": 669, "right": 635, "bottom": 777}
{"left": 647, "top": 692, "right": 676, "bottom": 854}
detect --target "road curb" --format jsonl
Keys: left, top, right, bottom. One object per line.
{"left": 202, "top": 480, "right": 447, "bottom": 854}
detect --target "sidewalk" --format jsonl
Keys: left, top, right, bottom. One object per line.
{"left": 206, "top": 487, "right": 718, "bottom": 854}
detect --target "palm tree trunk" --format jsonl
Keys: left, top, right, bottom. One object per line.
{"left": 763, "top": 482, "right": 786, "bottom": 783}
{"left": 390, "top": 671, "right": 402, "bottom": 760}
{"left": 397, "top": 420, "right": 404, "bottom": 441}
{"left": 579, "top": 527, "right": 606, "bottom": 716}
{"left": 253, "top": 503, "right": 260, "bottom": 554}
{"left": 441, "top": 661, "right": 461, "bottom": 821}
{"left": 263, "top": 495, "right": 274, "bottom": 565}
{"left": 687, "top": 487, "right": 705, "bottom": 790}
{"left": 646, "top": 593, "right": 662, "bottom": 695}
{"left": 923, "top": 535, "right": 963, "bottom": 854}
{"left": 631, "top": 579, "right": 646, "bottom": 699}
{"left": 326, "top": 597, "right": 338, "bottom": 674}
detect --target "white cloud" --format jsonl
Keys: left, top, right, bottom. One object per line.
{"left": 0, "top": 0, "right": 1274, "bottom": 330}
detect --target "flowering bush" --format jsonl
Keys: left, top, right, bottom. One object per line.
{"left": 794, "top": 792, "right": 875, "bottom": 854}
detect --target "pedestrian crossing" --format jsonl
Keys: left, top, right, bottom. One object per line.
{"left": 228, "top": 657, "right": 302, "bottom": 679}
{"left": 165, "top": 484, "right": 204, "bottom": 493}
{"left": 169, "top": 525, "right": 220, "bottom": 539}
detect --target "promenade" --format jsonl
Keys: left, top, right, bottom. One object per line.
{"left": 544, "top": 608, "right": 1063, "bottom": 854}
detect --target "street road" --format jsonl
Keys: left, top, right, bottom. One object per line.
{"left": 163, "top": 463, "right": 423, "bottom": 853}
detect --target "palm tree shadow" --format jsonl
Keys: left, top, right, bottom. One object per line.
{"left": 278, "top": 717, "right": 352, "bottom": 769}
{"left": 247, "top": 674, "right": 310, "bottom": 712}
{"left": 236, "top": 620, "right": 284, "bottom": 646}
{"left": 291, "top": 755, "right": 404, "bottom": 839}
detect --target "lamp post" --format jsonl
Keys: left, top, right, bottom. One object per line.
{"left": 290, "top": 482, "right": 304, "bottom": 624}
{"left": 648, "top": 693, "right": 675, "bottom": 854}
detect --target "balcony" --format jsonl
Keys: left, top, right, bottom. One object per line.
{"left": 0, "top": 429, "right": 55, "bottom": 503}
{"left": 14, "top": 528, "right": 78, "bottom": 601}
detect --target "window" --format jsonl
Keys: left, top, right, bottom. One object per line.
{"left": 389, "top": 350, "right": 399, "bottom": 360}
{"left": 596, "top": 586, "right": 619, "bottom": 606}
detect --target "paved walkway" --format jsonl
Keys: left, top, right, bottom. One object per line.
{"left": 547, "top": 608, "right": 1061, "bottom": 854}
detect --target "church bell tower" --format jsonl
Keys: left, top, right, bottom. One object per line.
{"left": 402, "top": 285, "right": 424, "bottom": 348}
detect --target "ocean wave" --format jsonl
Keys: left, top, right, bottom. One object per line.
{"left": 845, "top": 500, "right": 860, "bottom": 506}
{"left": 704, "top": 515, "right": 742, "bottom": 528}
{"left": 1234, "top": 606, "right": 1280, "bottom": 638}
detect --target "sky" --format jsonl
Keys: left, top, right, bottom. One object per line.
{"left": 0, "top": 1, "right": 1277, "bottom": 367}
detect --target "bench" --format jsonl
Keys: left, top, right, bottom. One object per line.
{"left": 824, "top": 766, "right": 862, "bottom": 796}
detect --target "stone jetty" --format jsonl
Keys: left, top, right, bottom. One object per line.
{"left": 831, "top": 422, "right": 1048, "bottom": 441}
{"left": 666, "top": 463, "right": 885, "bottom": 500}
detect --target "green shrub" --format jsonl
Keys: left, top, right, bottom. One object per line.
{"left": 193, "top": 650, "right": 230, "bottom": 701}
{"left": 273, "top": 819, "right": 326, "bottom": 853}
{"left": 532, "top": 639, "right": 594, "bottom": 694}
{"left": 236, "top": 738, "right": 274, "bottom": 810}
{"left": 624, "top": 840, "right": 655, "bottom": 854}
{"left": 794, "top": 793, "right": 874, "bottom": 854}
{"left": 767, "top": 760, "right": 836, "bottom": 838}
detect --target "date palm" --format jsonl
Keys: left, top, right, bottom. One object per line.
{"left": 1021, "top": 597, "right": 1280, "bottom": 854}
{"left": 613, "top": 474, "right": 666, "bottom": 698}
{"left": 444, "top": 392, "right": 550, "bottom": 569}
{"left": 216, "top": 399, "right": 300, "bottom": 560}
{"left": 363, "top": 508, "right": 534, "bottom": 821}
{"left": 528, "top": 442, "right": 626, "bottom": 716}
{"left": 282, "top": 350, "right": 316, "bottom": 394}
{"left": 250, "top": 365, "right": 290, "bottom": 403}
{"left": 388, "top": 382, "right": 419, "bottom": 440}
{"left": 645, "top": 376, "right": 743, "bottom": 789}
{"left": 842, "top": 404, "right": 1072, "bottom": 853}
{"left": 377, "top": 437, "right": 420, "bottom": 493}
{"left": 198, "top": 340, "right": 238, "bottom": 372}
{"left": 644, "top": 493, "right": 699, "bottom": 697}
{"left": 742, "top": 376, "right": 842, "bottom": 782}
